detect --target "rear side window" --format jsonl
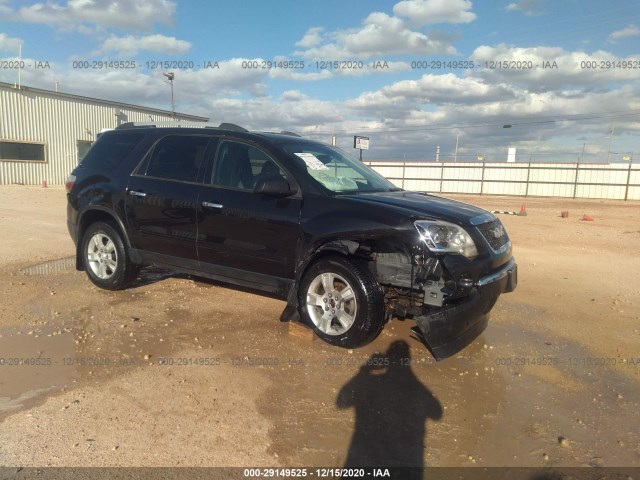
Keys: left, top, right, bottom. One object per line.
{"left": 80, "top": 132, "right": 146, "bottom": 171}
{"left": 143, "top": 135, "right": 211, "bottom": 183}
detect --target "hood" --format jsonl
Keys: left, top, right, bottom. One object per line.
{"left": 340, "top": 191, "right": 490, "bottom": 225}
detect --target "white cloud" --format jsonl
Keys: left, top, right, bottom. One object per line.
{"left": 0, "top": 33, "right": 22, "bottom": 53}
{"left": 5, "top": 0, "right": 176, "bottom": 31}
{"left": 94, "top": 34, "right": 191, "bottom": 57}
{"left": 171, "top": 58, "right": 271, "bottom": 99}
{"left": 393, "top": 0, "right": 477, "bottom": 26}
{"left": 295, "top": 27, "right": 324, "bottom": 48}
{"left": 0, "top": 0, "right": 11, "bottom": 15}
{"left": 608, "top": 24, "right": 640, "bottom": 42}
{"left": 336, "top": 60, "right": 411, "bottom": 77}
{"left": 281, "top": 90, "right": 306, "bottom": 102}
{"left": 269, "top": 69, "right": 334, "bottom": 82}
{"left": 294, "top": 12, "right": 457, "bottom": 59}
{"left": 346, "top": 73, "right": 515, "bottom": 119}
{"left": 200, "top": 93, "right": 344, "bottom": 131}
{"left": 471, "top": 44, "right": 639, "bottom": 91}
{"left": 269, "top": 60, "right": 410, "bottom": 82}
{"left": 505, "top": 0, "right": 545, "bottom": 16}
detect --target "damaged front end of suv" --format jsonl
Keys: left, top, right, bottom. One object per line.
{"left": 371, "top": 212, "right": 517, "bottom": 359}
{"left": 282, "top": 190, "right": 517, "bottom": 361}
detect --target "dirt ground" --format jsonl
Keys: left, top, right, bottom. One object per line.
{"left": 0, "top": 185, "right": 639, "bottom": 470}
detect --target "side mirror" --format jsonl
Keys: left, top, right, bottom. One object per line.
{"left": 253, "top": 175, "right": 297, "bottom": 197}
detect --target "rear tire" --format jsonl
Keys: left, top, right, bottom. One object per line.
{"left": 298, "top": 256, "right": 385, "bottom": 348}
{"left": 81, "top": 221, "right": 138, "bottom": 290}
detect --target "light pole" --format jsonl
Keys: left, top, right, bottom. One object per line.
{"left": 163, "top": 72, "right": 175, "bottom": 119}
{"left": 606, "top": 124, "right": 615, "bottom": 163}
{"left": 454, "top": 133, "right": 459, "bottom": 162}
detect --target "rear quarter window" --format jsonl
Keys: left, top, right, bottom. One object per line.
{"left": 79, "top": 132, "right": 147, "bottom": 171}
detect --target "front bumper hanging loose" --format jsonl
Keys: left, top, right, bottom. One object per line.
{"left": 413, "top": 258, "right": 518, "bottom": 360}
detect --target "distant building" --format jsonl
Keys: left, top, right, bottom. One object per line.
{"left": 0, "top": 82, "right": 208, "bottom": 185}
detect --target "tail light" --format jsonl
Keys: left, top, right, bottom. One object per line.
{"left": 65, "top": 175, "right": 76, "bottom": 193}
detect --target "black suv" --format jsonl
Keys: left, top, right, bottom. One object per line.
{"left": 66, "top": 122, "right": 517, "bottom": 359}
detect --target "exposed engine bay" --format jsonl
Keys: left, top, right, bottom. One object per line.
{"left": 372, "top": 245, "right": 475, "bottom": 317}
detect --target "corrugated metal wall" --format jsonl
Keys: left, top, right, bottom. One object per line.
{"left": 0, "top": 85, "right": 201, "bottom": 185}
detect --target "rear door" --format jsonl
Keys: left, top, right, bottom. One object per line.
{"left": 196, "top": 138, "right": 301, "bottom": 281}
{"left": 125, "top": 134, "right": 216, "bottom": 265}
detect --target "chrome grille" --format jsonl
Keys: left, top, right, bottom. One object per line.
{"left": 477, "top": 219, "right": 509, "bottom": 251}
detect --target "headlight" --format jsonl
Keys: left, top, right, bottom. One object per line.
{"left": 414, "top": 220, "right": 478, "bottom": 259}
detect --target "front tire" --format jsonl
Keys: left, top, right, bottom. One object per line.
{"left": 298, "top": 256, "right": 385, "bottom": 348}
{"left": 81, "top": 221, "right": 138, "bottom": 290}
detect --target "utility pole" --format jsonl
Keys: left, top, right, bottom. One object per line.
{"left": 606, "top": 125, "right": 615, "bottom": 163}
{"left": 454, "top": 133, "right": 459, "bottom": 162}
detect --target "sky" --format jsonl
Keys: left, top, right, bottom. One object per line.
{"left": 0, "top": 0, "right": 639, "bottom": 162}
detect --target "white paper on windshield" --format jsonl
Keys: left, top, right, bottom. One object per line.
{"left": 294, "top": 152, "right": 329, "bottom": 170}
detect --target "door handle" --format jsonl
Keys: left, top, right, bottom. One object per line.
{"left": 128, "top": 190, "right": 147, "bottom": 197}
{"left": 202, "top": 201, "right": 223, "bottom": 209}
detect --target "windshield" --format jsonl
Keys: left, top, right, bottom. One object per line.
{"left": 281, "top": 142, "right": 399, "bottom": 194}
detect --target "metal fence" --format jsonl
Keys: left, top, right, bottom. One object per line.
{"left": 364, "top": 161, "right": 640, "bottom": 201}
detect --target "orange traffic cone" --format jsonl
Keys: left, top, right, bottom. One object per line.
{"left": 42, "top": 180, "right": 47, "bottom": 188}
{"left": 518, "top": 203, "right": 527, "bottom": 216}
{"left": 582, "top": 214, "right": 594, "bottom": 221}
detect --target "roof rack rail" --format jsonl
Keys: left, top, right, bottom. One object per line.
{"left": 218, "top": 123, "right": 248, "bottom": 132}
{"left": 279, "top": 131, "right": 301, "bottom": 137}
{"left": 115, "top": 121, "right": 248, "bottom": 131}
{"left": 116, "top": 122, "right": 151, "bottom": 129}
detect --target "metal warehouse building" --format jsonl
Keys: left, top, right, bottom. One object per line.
{"left": 0, "top": 81, "right": 208, "bottom": 185}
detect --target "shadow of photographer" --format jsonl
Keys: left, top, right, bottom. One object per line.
{"left": 337, "top": 340, "right": 443, "bottom": 473}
